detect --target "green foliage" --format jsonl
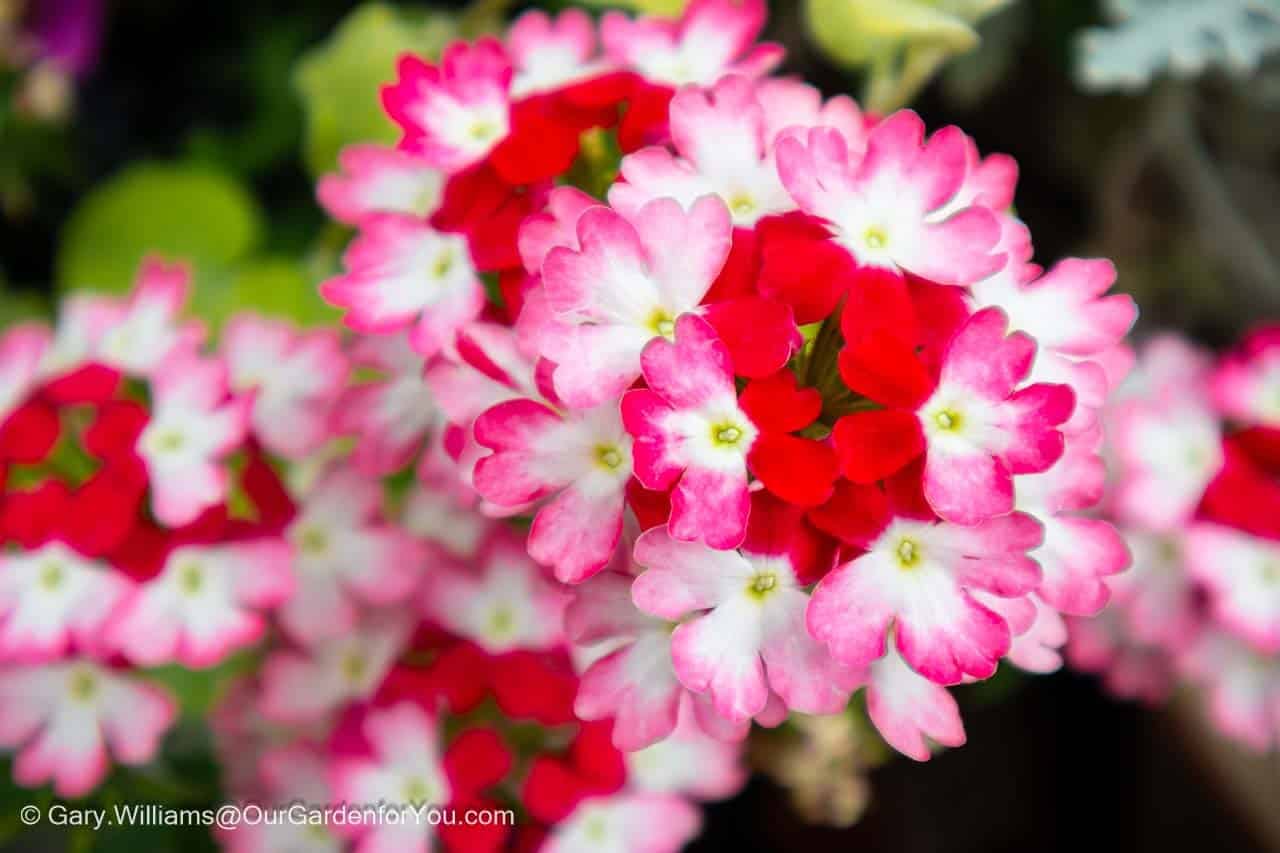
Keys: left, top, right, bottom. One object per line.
{"left": 0, "top": 286, "right": 51, "bottom": 325}
{"left": 191, "top": 256, "right": 340, "bottom": 331}
{"left": 804, "top": 0, "right": 1014, "bottom": 112}
{"left": 573, "top": 0, "right": 688, "bottom": 14}
{"left": 293, "top": 4, "right": 459, "bottom": 177}
{"left": 56, "top": 163, "right": 263, "bottom": 298}
{"left": 139, "top": 652, "right": 258, "bottom": 719}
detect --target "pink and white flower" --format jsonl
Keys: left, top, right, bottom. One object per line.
{"left": 624, "top": 701, "right": 746, "bottom": 800}
{"left": 1001, "top": 594, "right": 1069, "bottom": 674}
{"left": 610, "top": 75, "right": 793, "bottom": 227}
{"left": 1181, "top": 629, "right": 1280, "bottom": 751}
{"left": 1065, "top": 610, "right": 1174, "bottom": 704}
{"left": 622, "top": 314, "right": 757, "bottom": 549}
{"left": 863, "top": 644, "right": 965, "bottom": 761}
{"left": 0, "top": 325, "right": 50, "bottom": 422}
{"left": 970, "top": 250, "right": 1136, "bottom": 433}
{"left": 543, "top": 792, "right": 702, "bottom": 853}
{"left": 538, "top": 195, "right": 733, "bottom": 407}
{"left": 1108, "top": 529, "right": 1199, "bottom": 651}
{"left": 259, "top": 617, "right": 410, "bottom": 723}
{"left": 807, "top": 511, "right": 1043, "bottom": 684}
{"left": 317, "top": 144, "right": 445, "bottom": 226}
{"left": 402, "top": 481, "right": 491, "bottom": 560}
{"left": 110, "top": 540, "right": 293, "bottom": 668}
{"left": 222, "top": 315, "right": 349, "bottom": 460}
{"left": 600, "top": 0, "right": 782, "bottom": 88}
{"left": 1014, "top": 434, "right": 1130, "bottom": 616}
{"left": 631, "top": 501, "right": 859, "bottom": 722}
{"left": 423, "top": 533, "right": 567, "bottom": 654}
{"left": 1111, "top": 383, "right": 1223, "bottom": 531}
{"left": 1185, "top": 524, "right": 1280, "bottom": 653}
{"left": 753, "top": 77, "right": 868, "bottom": 155}
{"left": 329, "top": 703, "right": 452, "bottom": 853}
{"left": 382, "top": 38, "right": 513, "bottom": 173}
{"left": 474, "top": 399, "right": 633, "bottom": 583}
{"left": 0, "top": 661, "right": 175, "bottom": 797}
{"left": 1213, "top": 325, "right": 1280, "bottom": 428}
{"left": 320, "top": 216, "right": 484, "bottom": 358}
{"left": 220, "top": 743, "right": 343, "bottom": 853}
{"left": 334, "top": 332, "right": 441, "bottom": 475}
{"left": 915, "top": 308, "right": 1075, "bottom": 524}
{"left": 507, "top": 8, "right": 601, "bottom": 97}
{"left": 135, "top": 356, "right": 250, "bottom": 527}
{"left": 0, "top": 542, "right": 130, "bottom": 663}
{"left": 93, "top": 257, "right": 204, "bottom": 377}
{"left": 775, "top": 111, "right": 1005, "bottom": 287}
{"left": 569, "top": 569, "right": 697, "bottom": 751}
{"left": 279, "top": 468, "right": 424, "bottom": 645}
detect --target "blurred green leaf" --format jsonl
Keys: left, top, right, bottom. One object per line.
{"left": 574, "top": 0, "right": 688, "bottom": 14}
{"left": 805, "top": 0, "right": 1013, "bottom": 112}
{"left": 0, "top": 287, "right": 51, "bottom": 325}
{"left": 190, "top": 255, "right": 338, "bottom": 332}
{"left": 293, "top": 3, "right": 458, "bottom": 177}
{"left": 139, "top": 652, "right": 257, "bottom": 719}
{"left": 55, "top": 162, "right": 263, "bottom": 298}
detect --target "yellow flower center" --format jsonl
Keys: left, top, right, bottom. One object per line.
{"left": 402, "top": 776, "right": 433, "bottom": 805}
{"left": 747, "top": 572, "right": 779, "bottom": 600}
{"left": 469, "top": 119, "right": 498, "bottom": 142}
{"left": 341, "top": 651, "right": 368, "bottom": 684}
{"left": 154, "top": 429, "right": 185, "bottom": 453}
{"left": 595, "top": 444, "right": 624, "bottom": 471}
{"left": 297, "top": 526, "right": 329, "bottom": 556}
{"left": 178, "top": 562, "right": 204, "bottom": 595}
{"left": 728, "top": 192, "right": 757, "bottom": 217}
{"left": 648, "top": 308, "right": 676, "bottom": 339}
{"left": 431, "top": 249, "right": 455, "bottom": 280}
{"left": 68, "top": 668, "right": 97, "bottom": 703}
{"left": 895, "top": 538, "right": 922, "bottom": 569}
{"left": 712, "top": 424, "right": 744, "bottom": 446}
{"left": 488, "top": 605, "right": 515, "bottom": 639}
{"left": 863, "top": 225, "right": 888, "bottom": 250}
{"left": 933, "top": 409, "right": 963, "bottom": 432}
{"left": 39, "top": 560, "right": 65, "bottom": 591}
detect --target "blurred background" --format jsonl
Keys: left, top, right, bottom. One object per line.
{"left": 3, "top": 1, "right": 1280, "bottom": 850}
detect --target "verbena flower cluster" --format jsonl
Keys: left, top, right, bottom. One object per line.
{"left": 0, "top": 2, "right": 1145, "bottom": 850}
{"left": 1070, "top": 329, "right": 1280, "bottom": 751}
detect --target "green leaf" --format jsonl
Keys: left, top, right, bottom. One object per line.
{"left": 190, "top": 255, "right": 339, "bottom": 332}
{"left": 574, "top": 0, "right": 688, "bottom": 15}
{"left": 293, "top": 3, "right": 458, "bottom": 177}
{"left": 805, "top": 0, "right": 982, "bottom": 68}
{"left": 0, "top": 286, "right": 50, "bottom": 325}
{"left": 138, "top": 651, "right": 259, "bottom": 719}
{"left": 55, "top": 162, "right": 263, "bottom": 298}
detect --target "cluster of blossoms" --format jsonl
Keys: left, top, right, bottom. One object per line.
{"left": 0, "top": 1, "right": 1146, "bottom": 849}
{"left": 0, "top": 255, "right": 740, "bottom": 851}
{"left": 319, "top": 0, "right": 1137, "bottom": 769}
{"left": 1070, "top": 330, "right": 1280, "bottom": 751}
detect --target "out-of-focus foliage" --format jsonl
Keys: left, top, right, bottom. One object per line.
{"left": 576, "top": 0, "right": 687, "bottom": 14}
{"left": 56, "top": 163, "right": 263, "bottom": 295}
{"left": 293, "top": 3, "right": 458, "bottom": 176}
{"left": 1076, "top": 0, "right": 1280, "bottom": 92}
{"left": 804, "top": 0, "right": 1013, "bottom": 112}
{"left": 199, "top": 255, "right": 339, "bottom": 330}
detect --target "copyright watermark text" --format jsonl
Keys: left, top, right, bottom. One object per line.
{"left": 19, "top": 800, "right": 516, "bottom": 832}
